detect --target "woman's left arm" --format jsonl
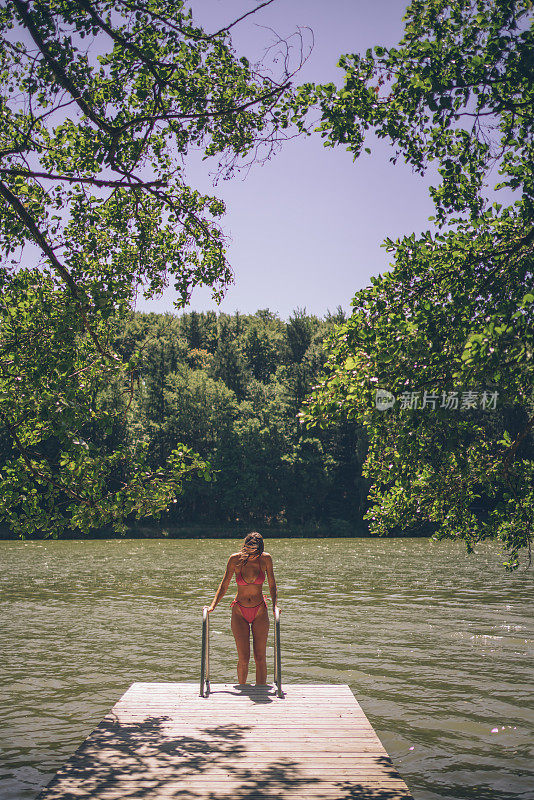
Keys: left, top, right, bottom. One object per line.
{"left": 207, "top": 556, "right": 235, "bottom": 612}
{"left": 264, "top": 554, "right": 278, "bottom": 611}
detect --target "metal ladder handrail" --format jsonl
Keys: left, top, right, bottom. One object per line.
{"left": 200, "top": 606, "right": 210, "bottom": 697}
{"left": 200, "top": 603, "right": 282, "bottom": 698}
{"left": 273, "top": 604, "right": 282, "bottom": 698}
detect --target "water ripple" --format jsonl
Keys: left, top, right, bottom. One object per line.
{"left": 0, "top": 537, "right": 533, "bottom": 800}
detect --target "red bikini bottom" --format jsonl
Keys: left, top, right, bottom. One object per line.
{"left": 231, "top": 596, "right": 266, "bottom": 624}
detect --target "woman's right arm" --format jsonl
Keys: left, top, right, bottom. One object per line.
{"left": 207, "top": 556, "right": 235, "bottom": 612}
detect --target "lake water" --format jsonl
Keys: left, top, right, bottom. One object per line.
{"left": 1, "top": 537, "right": 533, "bottom": 800}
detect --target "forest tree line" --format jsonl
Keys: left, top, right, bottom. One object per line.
{"left": 106, "top": 307, "right": 366, "bottom": 532}
{"left": 0, "top": 306, "right": 368, "bottom": 536}
{"left": 4, "top": 303, "right": 529, "bottom": 539}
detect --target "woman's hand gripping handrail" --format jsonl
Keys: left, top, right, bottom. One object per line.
{"left": 273, "top": 605, "right": 282, "bottom": 698}
{"left": 200, "top": 606, "right": 210, "bottom": 697}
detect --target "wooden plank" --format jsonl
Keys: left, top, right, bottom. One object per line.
{"left": 46, "top": 779, "right": 406, "bottom": 786}
{"left": 84, "top": 722, "right": 380, "bottom": 734}
{"left": 112, "top": 712, "right": 373, "bottom": 718}
{"left": 82, "top": 744, "right": 389, "bottom": 754}
{"left": 112, "top": 709, "right": 370, "bottom": 715}
{"left": 37, "top": 683, "right": 414, "bottom": 800}
{"left": 118, "top": 701, "right": 364, "bottom": 708}
{"left": 108, "top": 707, "right": 374, "bottom": 718}
{"left": 106, "top": 711, "right": 373, "bottom": 718}
{"left": 130, "top": 682, "right": 354, "bottom": 692}
{"left": 84, "top": 724, "right": 382, "bottom": 736}
{"left": 113, "top": 701, "right": 371, "bottom": 708}
{"left": 109, "top": 719, "right": 375, "bottom": 725}
{"left": 43, "top": 769, "right": 408, "bottom": 779}
{"left": 104, "top": 722, "right": 379, "bottom": 731}
{"left": 48, "top": 755, "right": 399, "bottom": 768}
{"left": 42, "top": 789, "right": 414, "bottom": 800}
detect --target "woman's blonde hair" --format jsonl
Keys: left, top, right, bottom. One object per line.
{"left": 238, "top": 531, "right": 264, "bottom": 567}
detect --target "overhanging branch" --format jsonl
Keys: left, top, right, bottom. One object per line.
{"left": 0, "top": 167, "right": 163, "bottom": 189}
{"left": 0, "top": 179, "right": 112, "bottom": 359}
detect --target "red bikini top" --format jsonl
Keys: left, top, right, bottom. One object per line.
{"left": 236, "top": 560, "right": 265, "bottom": 586}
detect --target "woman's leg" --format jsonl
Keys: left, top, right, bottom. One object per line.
{"left": 251, "top": 603, "right": 269, "bottom": 685}
{"left": 231, "top": 606, "right": 251, "bottom": 684}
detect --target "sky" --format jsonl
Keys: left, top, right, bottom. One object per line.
{"left": 134, "top": 0, "right": 447, "bottom": 320}
{"left": 121, "top": 0, "right": 516, "bottom": 322}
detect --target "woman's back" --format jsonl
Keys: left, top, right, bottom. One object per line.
{"left": 235, "top": 553, "right": 266, "bottom": 586}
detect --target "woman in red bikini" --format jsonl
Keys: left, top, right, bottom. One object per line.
{"left": 207, "top": 531, "right": 277, "bottom": 685}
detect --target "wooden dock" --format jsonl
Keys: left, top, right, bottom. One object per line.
{"left": 37, "top": 682, "right": 414, "bottom": 800}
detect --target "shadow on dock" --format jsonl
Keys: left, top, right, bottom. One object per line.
{"left": 37, "top": 714, "right": 317, "bottom": 799}
{"left": 207, "top": 684, "right": 278, "bottom": 703}
{"left": 37, "top": 712, "right": 409, "bottom": 799}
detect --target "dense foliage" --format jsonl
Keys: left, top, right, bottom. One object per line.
{"left": 0, "top": 307, "right": 370, "bottom": 535}
{"left": 297, "top": 0, "right": 534, "bottom": 567}
{"left": 2, "top": 0, "right": 532, "bottom": 558}
{"left": 116, "top": 307, "right": 367, "bottom": 529}
{"left": 0, "top": 0, "right": 302, "bottom": 536}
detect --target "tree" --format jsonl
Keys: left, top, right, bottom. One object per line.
{"left": 297, "top": 0, "right": 533, "bottom": 566}
{"left": 0, "top": 271, "right": 209, "bottom": 537}
{"left": 210, "top": 318, "right": 249, "bottom": 401}
{"left": 282, "top": 437, "right": 336, "bottom": 524}
{"left": 285, "top": 307, "right": 314, "bottom": 363}
{"left": 296, "top": 0, "right": 533, "bottom": 221}
{"left": 183, "top": 312, "right": 204, "bottom": 351}
{"left": 0, "top": 0, "right": 302, "bottom": 537}
{"left": 244, "top": 323, "right": 278, "bottom": 382}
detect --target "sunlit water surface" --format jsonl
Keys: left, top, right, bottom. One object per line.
{"left": 1, "top": 537, "right": 533, "bottom": 800}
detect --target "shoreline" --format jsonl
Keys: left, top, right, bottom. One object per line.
{"left": 0, "top": 521, "right": 433, "bottom": 540}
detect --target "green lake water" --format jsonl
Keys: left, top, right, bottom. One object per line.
{"left": 1, "top": 537, "right": 533, "bottom": 800}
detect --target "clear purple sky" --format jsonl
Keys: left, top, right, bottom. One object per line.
{"left": 134, "top": 1, "right": 463, "bottom": 319}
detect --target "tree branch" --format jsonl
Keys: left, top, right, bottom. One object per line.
{"left": 0, "top": 410, "right": 90, "bottom": 504}
{"left": 211, "top": 0, "right": 278, "bottom": 38}
{"left": 0, "top": 179, "right": 112, "bottom": 359}
{"left": 75, "top": 0, "right": 165, "bottom": 81}
{"left": 0, "top": 166, "right": 162, "bottom": 189}
{"left": 12, "top": 0, "right": 117, "bottom": 135}
{"left": 113, "top": 81, "right": 290, "bottom": 135}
